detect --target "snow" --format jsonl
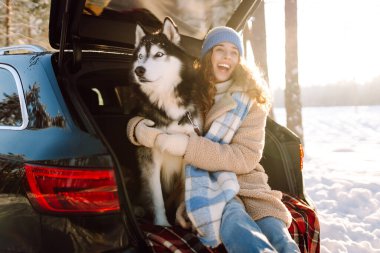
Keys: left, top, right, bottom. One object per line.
{"left": 273, "top": 106, "right": 380, "bottom": 253}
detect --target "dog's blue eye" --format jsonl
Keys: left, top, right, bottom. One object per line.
{"left": 155, "top": 52, "right": 164, "bottom": 58}
{"left": 138, "top": 54, "right": 143, "bottom": 59}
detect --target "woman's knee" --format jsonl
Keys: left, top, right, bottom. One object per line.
{"left": 220, "top": 199, "right": 257, "bottom": 237}
{"left": 220, "top": 200, "right": 276, "bottom": 253}
{"left": 257, "top": 217, "right": 300, "bottom": 253}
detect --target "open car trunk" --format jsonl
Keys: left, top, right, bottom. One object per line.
{"left": 48, "top": 0, "right": 266, "bottom": 216}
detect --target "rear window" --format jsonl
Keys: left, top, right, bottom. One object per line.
{"left": 0, "top": 65, "right": 28, "bottom": 129}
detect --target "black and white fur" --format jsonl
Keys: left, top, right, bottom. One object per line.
{"left": 131, "top": 17, "right": 202, "bottom": 226}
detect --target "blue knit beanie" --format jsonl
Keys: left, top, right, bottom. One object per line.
{"left": 200, "top": 26, "right": 243, "bottom": 59}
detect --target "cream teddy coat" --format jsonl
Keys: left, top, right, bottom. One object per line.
{"left": 127, "top": 81, "right": 292, "bottom": 227}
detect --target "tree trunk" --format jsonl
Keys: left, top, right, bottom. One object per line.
{"left": 5, "top": 0, "right": 11, "bottom": 46}
{"left": 243, "top": 1, "right": 274, "bottom": 118}
{"left": 244, "top": 2, "right": 268, "bottom": 81}
{"left": 285, "top": 0, "right": 304, "bottom": 144}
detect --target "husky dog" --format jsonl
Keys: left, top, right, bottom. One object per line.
{"left": 131, "top": 17, "right": 202, "bottom": 226}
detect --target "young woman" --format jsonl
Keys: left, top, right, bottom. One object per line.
{"left": 127, "top": 26, "right": 300, "bottom": 253}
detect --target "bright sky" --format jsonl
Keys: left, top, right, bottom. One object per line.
{"left": 264, "top": 0, "right": 380, "bottom": 88}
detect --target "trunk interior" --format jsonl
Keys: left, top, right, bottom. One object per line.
{"left": 54, "top": 51, "right": 143, "bottom": 206}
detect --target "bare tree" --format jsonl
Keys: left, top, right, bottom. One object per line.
{"left": 244, "top": 2, "right": 268, "bottom": 82}
{"left": 285, "top": 0, "right": 303, "bottom": 144}
{"left": 5, "top": 0, "right": 11, "bottom": 46}
{"left": 243, "top": 1, "right": 275, "bottom": 118}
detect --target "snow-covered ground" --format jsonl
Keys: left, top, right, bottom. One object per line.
{"left": 274, "top": 106, "right": 380, "bottom": 253}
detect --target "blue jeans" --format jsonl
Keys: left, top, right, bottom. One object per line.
{"left": 220, "top": 198, "right": 300, "bottom": 253}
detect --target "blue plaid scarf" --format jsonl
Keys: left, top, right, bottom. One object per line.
{"left": 185, "top": 92, "right": 253, "bottom": 247}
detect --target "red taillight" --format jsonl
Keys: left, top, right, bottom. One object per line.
{"left": 25, "top": 164, "right": 120, "bottom": 214}
{"left": 299, "top": 144, "right": 304, "bottom": 171}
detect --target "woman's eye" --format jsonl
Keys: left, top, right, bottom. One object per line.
{"left": 155, "top": 52, "right": 164, "bottom": 57}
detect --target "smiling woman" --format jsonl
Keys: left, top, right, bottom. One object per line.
{"left": 264, "top": 0, "right": 380, "bottom": 88}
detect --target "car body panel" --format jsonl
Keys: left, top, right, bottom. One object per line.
{"left": 0, "top": 54, "right": 107, "bottom": 161}
{"left": 0, "top": 194, "right": 41, "bottom": 252}
{"left": 0, "top": 53, "right": 130, "bottom": 253}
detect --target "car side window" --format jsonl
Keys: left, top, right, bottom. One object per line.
{"left": 0, "top": 65, "right": 28, "bottom": 129}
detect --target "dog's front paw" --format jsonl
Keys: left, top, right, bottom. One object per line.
{"left": 154, "top": 217, "right": 171, "bottom": 227}
{"left": 155, "top": 133, "right": 189, "bottom": 156}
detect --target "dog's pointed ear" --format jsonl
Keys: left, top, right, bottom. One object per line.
{"left": 135, "top": 24, "right": 146, "bottom": 48}
{"left": 162, "top": 17, "right": 180, "bottom": 45}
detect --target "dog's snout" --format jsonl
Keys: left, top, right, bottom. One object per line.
{"left": 135, "top": 66, "right": 146, "bottom": 77}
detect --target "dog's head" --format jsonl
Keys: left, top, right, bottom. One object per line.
{"left": 132, "top": 17, "right": 183, "bottom": 91}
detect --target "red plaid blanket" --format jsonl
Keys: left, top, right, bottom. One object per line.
{"left": 141, "top": 193, "right": 320, "bottom": 253}
{"left": 283, "top": 193, "right": 320, "bottom": 253}
{"left": 140, "top": 223, "right": 215, "bottom": 253}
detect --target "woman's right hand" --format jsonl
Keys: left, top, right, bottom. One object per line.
{"left": 134, "top": 119, "right": 163, "bottom": 148}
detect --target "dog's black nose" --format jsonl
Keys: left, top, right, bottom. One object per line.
{"left": 135, "top": 66, "right": 145, "bottom": 77}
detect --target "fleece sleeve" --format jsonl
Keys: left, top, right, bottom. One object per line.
{"left": 126, "top": 116, "right": 145, "bottom": 146}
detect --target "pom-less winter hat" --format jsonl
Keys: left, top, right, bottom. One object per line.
{"left": 200, "top": 26, "right": 243, "bottom": 59}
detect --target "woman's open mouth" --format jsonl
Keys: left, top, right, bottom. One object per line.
{"left": 217, "top": 63, "right": 231, "bottom": 71}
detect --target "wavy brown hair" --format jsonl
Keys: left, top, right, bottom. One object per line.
{"left": 196, "top": 50, "right": 271, "bottom": 119}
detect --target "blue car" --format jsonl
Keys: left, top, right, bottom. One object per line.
{"left": 0, "top": 0, "right": 319, "bottom": 252}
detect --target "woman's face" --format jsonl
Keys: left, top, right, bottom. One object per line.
{"left": 211, "top": 42, "right": 240, "bottom": 83}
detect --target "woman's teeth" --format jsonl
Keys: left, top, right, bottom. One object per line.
{"left": 218, "top": 63, "right": 230, "bottom": 69}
